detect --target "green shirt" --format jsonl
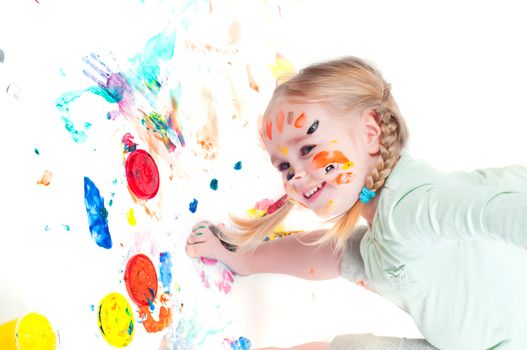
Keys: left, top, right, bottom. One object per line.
{"left": 361, "top": 154, "right": 527, "bottom": 349}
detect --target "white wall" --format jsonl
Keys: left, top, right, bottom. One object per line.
{"left": 1, "top": 0, "right": 526, "bottom": 349}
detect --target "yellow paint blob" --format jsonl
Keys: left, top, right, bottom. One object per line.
{"left": 342, "top": 161, "right": 354, "bottom": 170}
{"left": 0, "top": 313, "right": 57, "bottom": 350}
{"left": 126, "top": 208, "right": 137, "bottom": 226}
{"left": 279, "top": 145, "right": 289, "bottom": 156}
{"left": 269, "top": 54, "right": 295, "bottom": 80}
{"left": 98, "top": 292, "right": 135, "bottom": 348}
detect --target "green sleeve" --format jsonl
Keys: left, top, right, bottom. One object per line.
{"left": 391, "top": 182, "right": 527, "bottom": 247}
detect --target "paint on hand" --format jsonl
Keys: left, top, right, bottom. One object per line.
{"left": 159, "top": 252, "right": 173, "bottom": 294}
{"left": 189, "top": 198, "right": 198, "bottom": 213}
{"left": 97, "top": 292, "right": 135, "bottom": 347}
{"left": 126, "top": 208, "right": 137, "bottom": 226}
{"left": 83, "top": 177, "right": 112, "bottom": 249}
{"left": 210, "top": 178, "right": 218, "bottom": 191}
{"left": 233, "top": 161, "right": 242, "bottom": 170}
{"left": 312, "top": 150, "right": 350, "bottom": 170}
{"left": 125, "top": 149, "right": 160, "bottom": 200}
{"left": 37, "top": 170, "right": 52, "bottom": 186}
{"left": 124, "top": 254, "right": 158, "bottom": 307}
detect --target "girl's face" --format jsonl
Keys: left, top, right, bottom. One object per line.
{"left": 261, "top": 99, "right": 380, "bottom": 218}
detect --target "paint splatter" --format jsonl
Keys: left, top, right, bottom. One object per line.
{"left": 159, "top": 252, "right": 173, "bottom": 293}
{"left": 189, "top": 198, "right": 198, "bottom": 213}
{"left": 233, "top": 161, "right": 242, "bottom": 170}
{"left": 226, "top": 336, "right": 252, "bottom": 350}
{"left": 34, "top": 148, "right": 40, "bottom": 155}
{"left": 210, "top": 179, "right": 218, "bottom": 191}
{"left": 127, "top": 208, "right": 137, "bottom": 226}
{"left": 83, "top": 176, "right": 112, "bottom": 249}
{"left": 122, "top": 133, "right": 138, "bottom": 153}
{"left": 98, "top": 292, "right": 135, "bottom": 347}
{"left": 125, "top": 149, "right": 160, "bottom": 200}
{"left": 37, "top": 170, "right": 52, "bottom": 186}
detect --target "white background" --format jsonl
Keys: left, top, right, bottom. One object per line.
{"left": 1, "top": 0, "right": 527, "bottom": 349}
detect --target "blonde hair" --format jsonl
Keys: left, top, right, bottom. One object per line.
{"left": 227, "top": 56, "right": 409, "bottom": 251}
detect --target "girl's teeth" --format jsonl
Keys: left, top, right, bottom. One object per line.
{"left": 304, "top": 184, "right": 322, "bottom": 198}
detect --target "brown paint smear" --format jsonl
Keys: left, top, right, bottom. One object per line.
{"left": 196, "top": 88, "right": 219, "bottom": 160}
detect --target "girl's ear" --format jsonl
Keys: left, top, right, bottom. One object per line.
{"left": 361, "top": 109, "right": 381, "bottom": 155}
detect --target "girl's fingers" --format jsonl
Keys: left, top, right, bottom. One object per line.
{"left": 186, "top": 235, "right": 205, "bottom": 245}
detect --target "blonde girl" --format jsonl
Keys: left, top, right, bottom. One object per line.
{"left": 186, "top": 57, "right": 527, "bottom": 349}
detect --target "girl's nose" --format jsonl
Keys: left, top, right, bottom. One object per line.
{"left": 288, "top": 167, "right": 307, "bottom": 183}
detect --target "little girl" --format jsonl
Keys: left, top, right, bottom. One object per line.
{"left": 186, "top": 57, "right": 527, "bottom": 349}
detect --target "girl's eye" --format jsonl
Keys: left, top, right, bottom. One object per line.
{"left": 300, "top": 145, "right": 316, "bottom": 156}
{"left": 325, "top": 164, "right": 335, "bottom": 174}
{"left": 278, "top": 162, "right": 290, "bottom": 171}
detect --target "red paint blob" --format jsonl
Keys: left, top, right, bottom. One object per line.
{"left": 124, "top": 254, "right": 158, "bottom": 307}
{"left": 125, "top": 149, "right": 160, "bottom": 200}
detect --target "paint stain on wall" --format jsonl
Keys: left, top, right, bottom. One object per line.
{"left": 83, "top": 176, "right": 112, "bottom": 249}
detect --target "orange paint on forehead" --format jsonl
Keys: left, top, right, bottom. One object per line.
{"left": 276, "top": 111, "right": 285, "bottom": 133}
{"left": 265, "top": 119, "right": 273, "bottom": 140}
{"left": 333, "top": 172, "right": 354, "bottom": 185}
{"left": 294, "top": 113, "right": 307, "bottom": 128}
{"left": 312, "top": 150, "right": 350, "bottom": 169}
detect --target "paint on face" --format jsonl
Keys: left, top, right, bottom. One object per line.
{"left": 312, "top": 150, "right": 351, "bottom": 170}
{"left": 265, "top": 119, "right": 273, "bottom": 140}
{"left": 333, "top": 172, "right": 355, "bottom": 185}
{"left": 279, "top": 145, "right": 288, "bottom": 155}
{"left": 97, "top": 292, "right": 135, "bottom": 347}
{"left": 83, "top": 177, "right": 112, "bottom": 249}
{"left": 294, "top": 112, "right": 307, "bottom": 128}
{"left": 276, "top": 111, "right": 285, "bottom": 133}
{"left": 287, "top": 111, "right": 294, "bottom": 125}
{"left": 159, "top": 252, "right": 173, "bottom": 294}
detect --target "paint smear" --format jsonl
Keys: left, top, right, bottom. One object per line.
{"left": 127, "top": 208, "right": 137, "bottom": 226}
{"left": 294, "top": 112, "right": 306, "bottom": 128}
{"left": 246, "top": 65, "right": 259, "bottom": 92}
{"left": 97, "top": 292, "right": 135, "bottom": 348}
{"left": 139, "top": 304, "right": 172, "bottom": 333}
{"left": 312, "top": 150, "right": 350, "bottom": 170}
{"left": 233, "top": 161, "right": 242, "bottom": 170}
{"left": 189, "top": 199, "right": 198, "bottom": 213}
{"left": 276, "top": 111, "right": 284, "bottom": 133}
{"left": 279, "top": 145, "right": 288, "bottom": 155}
{"left": 122, "top": 133, "right": 138, "bottom": 153}
{"left": 7, "top": 313, "right": 57, "bottom": 350}
{"left": 210, "top": 178, "right": 218, "bottom": 191}
{"left": 226, "top": 336, "right": 252, "bottom": 350}
{"left": 125, "top": 149, "right": 160, "bottom": 200}
{"left": 333, "top": 172, "right": 354, "bottom": 185}
{"left": 159, "top": 252, "right": 173, "bottom": 293}
{"left": 124, "top": 254, "right": 158, "bottom": 307}
{"left": 269, "top": 53, "right": 295, "bottom": 80}
{"left": 83, "top": 177, "right": 112, "bottom": 249}
{"left": 37, "top": 170, "right": 52, "bottom": 186}
{"left": 265, "top": 119, "right": 272, "bottom": 140}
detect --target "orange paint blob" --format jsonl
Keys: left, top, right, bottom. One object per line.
{"left": 294, "top": 113, "right": 307, "bottom": 128}
{"left": 276, "top": 111, "right": 285, "bottom": 133}
{"left": 139, "top": 304, "right": 172, "bottom": 333}
{"left": 124, "top": 254, "right": 158, "bottom": 307}
{"left": 312, "top": 151, "right": 350, "bottom": 169}
{"left": 265, "top": 119, "right": 273, "bottom": 140}
{"left": 37, "top": 170, "right": 52, "bottom": 186}
{"left": 333, "top": 172, "right": 354, "bottom": 185}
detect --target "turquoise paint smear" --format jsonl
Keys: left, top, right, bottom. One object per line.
{"left": 159, "top": 252, "right": 173, "bottom": 293}
{"left": 83, "top": 176, "right": 112, "bottom": 249}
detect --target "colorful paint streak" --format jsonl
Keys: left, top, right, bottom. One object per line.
{"left": 125, "top": 149, "right": 160, "bottom": 200}
{"left": 159, "top": 252, "right": 173, "bottom": 293}
{"left": 83, "top": 177, "right": 112, "bottom": 249}
{"left": 189, "top": 198, "right": 198, "bottom": 213}
{"left": 312, "top": 150, "right": 351, "bottom": 170}
{"left": 124, "top": 254, "right": 158, "bottom": 307}
{"left": 97, "top": 292, "right": 135, "bottom": 347}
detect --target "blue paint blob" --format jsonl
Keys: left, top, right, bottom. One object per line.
{"left": 189, "top": 198, "right": 198, "bottom": 213}
{"left": 90, "top": 304, "right": 95, "bottom": 312}
{"left": 159, "top": 252, "right": 173, "bottom": 293}
{"left": 83, "top": 176, "right": 112, "bottom": 249}
{"left": 234, "top": 161, "right": 242, "bottom": 170}
{"left": 230, "top": 337, "right": 252, "bottom": 350}
{"left": 210, "top": 178, "right": 218, "bottom": 191}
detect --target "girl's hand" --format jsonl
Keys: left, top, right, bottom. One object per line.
{"left": 185, "top": 220, "right": 237, "bottom": 260}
